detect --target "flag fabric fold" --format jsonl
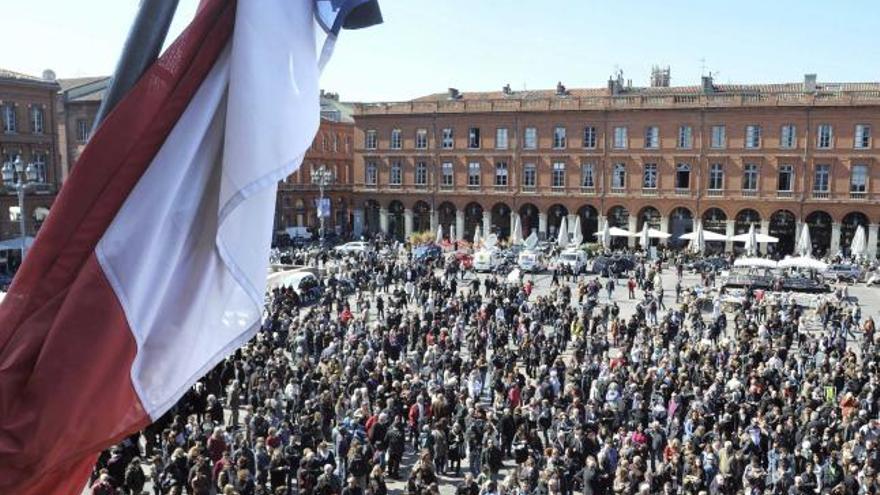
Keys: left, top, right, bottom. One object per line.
{"left": 0, "top": 0, "right": 381, "bottom": 493}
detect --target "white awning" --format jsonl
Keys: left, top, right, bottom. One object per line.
{"left": 777, "top": 256, "right": 828, "bottom": 271}
{"left": 34, "top": 206, "right": 50, "bottom": 221}
{"left": 733, "top": 257, "right": 778, "bottom": 269}
{"left": 594, "top": 227, "right": 635, "bottom": 238}
{"left": 679, "top": 230, "right": 728, "bottom": 241}
{"left": 731, "top": 232, "right": 779, "bottom": 243}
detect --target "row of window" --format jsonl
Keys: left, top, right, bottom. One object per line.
{"left": 2, "top": 104, "right": 46, "bottom": 135}
{"left": 363, "top": 160, "right": 870, "bottom": 194}
{"left": 365, "top": 123, "right": 870, "bottom": 151}
{"left": 314, "top": 133, "right": 353, "bottom": 154}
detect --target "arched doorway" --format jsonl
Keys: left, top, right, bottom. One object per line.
{"left": 464, "top": 202, "right": 483, "bottom": 242}
{"left": 548, "top": 204, "right": 568, "bottom": 238}
{"left": 841, "top": 211, "right": 869, "bottom": 255}
{"left": 577, "top": 205, "right": 599, "bottom": 244}
{"left": 388, "top": 200, "right": 405, "bottom": 241}
{"left": 334, "top": 197, "right": 347, "bottom": 234}
{"left": 413, "top": 201, "right": 431, "bottom": 233}
{"left": 669, "top": 207, "right": 694, "bottom": 248}
{"left": 438, "top": 202, "right": 456, "bottom": 239}
{"left": 364, "top": 199, "right": 380, "bottom": 235}
{"left": 607, "top": 205, "right": 629, "bottom": 249}
{"left": 805, "top": 211, "right": 832, "bottom": 256}
{"left": 636, "top": 206, "right": 662, "bottom": 247}
{"left": 519, "top": 203, "right": 539, "bottom": 238}
{"left": 491, "top": 203, "right": 511, "bottom": 239}
{"left": 734, "top": 208, "right": 761, "bottom": 235}
{"left": 701, "top": 208, "right": 727, "bottom": 253}
{"left": 769, "top": 210, "right": 796, "bottom": 256}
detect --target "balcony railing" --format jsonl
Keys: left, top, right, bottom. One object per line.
{"left": 580, "top": 186, "right": 596, "bottom": 194}
{"left": 610, "top": 187, "right": 626, "bottom": 195}
{"left": 706, "top": 189, "right": 724, "bottom": 197}
{"left": 674, "top": 188, "right": 690, "bottom": 196}
{"left": 812, "top": 191, "right": 830, "bottom": 199}
{"left": 467, "top": 183, "right": 481, "bottom": 191}
{"left": 494, "top": 184, "right": 509, "bottom": 192}
{"left": 414, "top": 182, "right": 428, "bottom": 190}
{"left": 850, "top": 191, "right": 867, "bottom": 200}
{"left": 777, "top": 190, "right": 794, "bottom": 198}
{"left": 521, "top": 185, "right": 536, "bottom": 192}
{"left": 641, "top": 188, "right": 658, "bottom": 196}
{"left": 741, "top": 190, "right": 759, "bottom": 197}
{"left": 439, "top": 184, "right": 454, "bottom": 191}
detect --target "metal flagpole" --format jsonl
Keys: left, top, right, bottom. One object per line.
{"left": 93, "top": 0, "right": 181, "bottom": 129}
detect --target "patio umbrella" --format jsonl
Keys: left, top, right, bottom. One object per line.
{"left": 639, "top": 225, "right": 650, "bottom": 248}
{"left": 556, "top": 217, "right": 569, "bottom": 249}
{"left": 744, "top": 224, "right": 758, "bottom": 256}
{"left": 600, "top": 220, "right": 611, "bottom": 249}
{"left": 571, "top": 216, "right": 583, "bottom": 246}
{"left": 851, "top": 225, "right": 867, "bottom": 258}
{"left": 511, "top": 215, "right": 523, "bottom": 245}
{"left": 435, "top": 225, "right": 443, "bottom": 244}
{"left": 796, "top": 223, "right": 812, "bottom": 257}
{"left": 473, "top": 225, "right": 482, "bottom": 248}
{"left": 690, "top": 220, "right": 705, "bottom": 255}
{"left": 450, "top": 225, "right": 456, "bottom": 243}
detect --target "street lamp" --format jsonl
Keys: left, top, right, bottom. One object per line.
{"left": 310, "top": 164, "right": 334, "bottom": 249}
{"left": 2, "top": 157, "right": 39, "bottom": 260}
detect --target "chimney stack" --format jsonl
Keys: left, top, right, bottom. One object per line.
{"left": 556, "top": 81, "right": 567, "bottom": 96}
{"left": 502, "top": 83, "right": 512, "bottom": 95}
{"left": 650, "top": 65, "right": 670, "bottom": 87}
{"left": 448, "top": 87, "right": 461, "bottom": 100}
{"left": 701, "top": 74, "right": 714, "bottom": 94}
{"left": 804, "top": 73, "right": 817, "bottom": 93}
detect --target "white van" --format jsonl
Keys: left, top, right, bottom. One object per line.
{"left": 473, "top": 249, "right": 501, "bottom": 272}
{"left": 556, "top": 248, "right": 588, "bottom": 274}
{"left": 517, "top": 250, "right": 545, "bottom": 273}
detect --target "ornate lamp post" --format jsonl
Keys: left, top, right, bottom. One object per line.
{"left": 310, "top": 164, "right": 334, "bottom": 249}
{"left": 2, "top": 157, "right": 39, "bottom": 260}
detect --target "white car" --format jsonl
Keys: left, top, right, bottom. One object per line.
{"left": 334, "top": 241, "right": 372, "bottom": 255}
{"left": 556, "top": 249, "right": 588, "bottom": 274}
{"left": 517, "top": 250, "right": 545, "bottom": 273}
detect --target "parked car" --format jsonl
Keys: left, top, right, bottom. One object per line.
{"left": 517, "top": 250, "right": 546, "bottom": 273}
{"left": 556, "top": 248, "right": 588, "bottom": 274}
{"left": 824, "top": 264, "right": 862, "bottom": 282}
{"left": 592, "top": 255, "right": 636, "bottom": 276}
{"left": 413, "top": 244, "right": 442, "bottom": 262}
{"left": 334, "top": 241, "right": 372, "bottom": 255}
{"left": 689, "top": 257, "right": 730, "bottom": 273}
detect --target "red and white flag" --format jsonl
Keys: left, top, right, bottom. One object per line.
{"left": 0, "top": 0, "right": 380, "bottom": 492}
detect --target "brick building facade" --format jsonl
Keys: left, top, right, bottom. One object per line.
{"left": 352, "top": 75, "right": 880, "bottom": 258}
{"left": 0, "top": 69, "right": 62, "bottom": 241}
{"left": 57, "top": 76, "right": 109, "bottom": 181}
{"left": 274, "top": 93, "right": 355, "bottom": 238}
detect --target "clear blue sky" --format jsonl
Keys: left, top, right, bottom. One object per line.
{"left": 4, "top": 0, "right": 879, "bottom": 102}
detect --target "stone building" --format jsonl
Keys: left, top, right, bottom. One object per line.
{"left": 57, "top": 76, "right": 109, "bottom": 180}
{"left": 0, "top": 69, "right": 61, "bottom": 241}
{"left": 352, "top": 73, "right": 880, "bottom": 257}
{"left": 274, "top": 92, "right": 355, "bottom": 239}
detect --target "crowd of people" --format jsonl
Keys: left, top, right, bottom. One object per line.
{"left": 89, "top": 237, "right": 880, "bottom": 495}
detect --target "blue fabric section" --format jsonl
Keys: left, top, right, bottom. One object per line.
{"left": 315, "top": 0, "right": 382, "bottom": 35}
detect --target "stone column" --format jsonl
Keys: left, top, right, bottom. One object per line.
{"left": 659, "top": 216, "right": 670, "bottom": 246}
{"left": 404, "top": 208, "right": 413, "bottom": 239}
{"left": 538, "top": 212, "right": 548, "bottom": 239}
{"left": 483, "top": 210, "right": 492, "bottom": 238}
{"left": 868, "top": 224, "right": 879, "bottom": 259}
{"left": 455, "top": 209, "right": 465, "bottom": 241}
{"left": 830, "top": 222, "right": 841, "bottom": 255}
{"left": 352, "top": 208, "right": 364, "bottom": 238}
{"left": 760, "top": 220, "right": 770, "bottom": 255}
{"left": 627, "top": 215, "right": 638, "bottom": 248}
{"left": 430, "top": 209, "right": 438, "bottom": 233}
{"left": 725, "top": 219, "right": 735, "bottom": 253}
{"left": 379, "top": 207, "right": 389, "bottom": 234}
